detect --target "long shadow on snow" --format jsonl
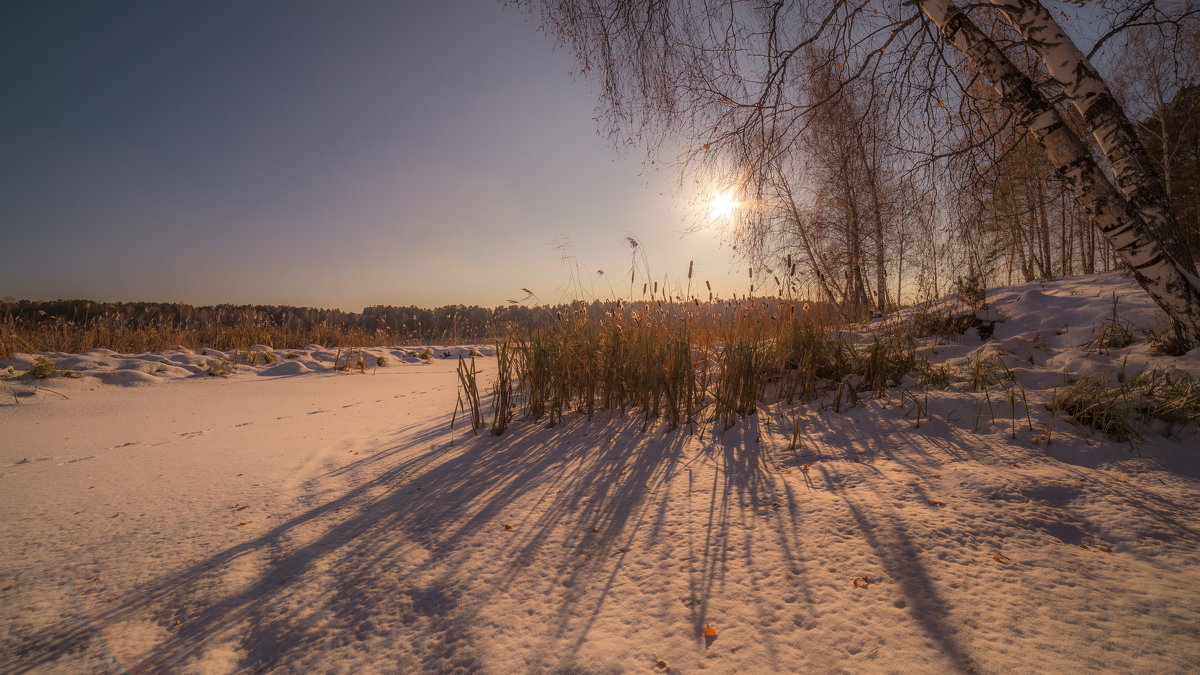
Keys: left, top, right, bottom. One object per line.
{"left": 10, "top": 412, "right": 766, "bottom": 672}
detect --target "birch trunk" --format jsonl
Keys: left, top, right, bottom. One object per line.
{"left": 988, "top": 0, "right": 1194, "bottom": 269}
{"left": 917, "top": 0, "right": 1200, "bottom": 348}
{"left": 778, "top": 175, "right": 846, "bottom": 317}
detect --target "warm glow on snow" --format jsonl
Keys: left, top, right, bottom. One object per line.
{"left": 708, "top": 190, "right": 738, "bottom": 220}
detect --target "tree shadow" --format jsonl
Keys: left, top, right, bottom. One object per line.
{"left": 9, "top": 413, "right": 736, "bottom": 672}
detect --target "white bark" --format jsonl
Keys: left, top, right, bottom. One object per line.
{"left": 987, "top": 0, "right": 1194, "bottom": 269}
{"left": 917, "top": 0, "right": 1200, "bottom": 347}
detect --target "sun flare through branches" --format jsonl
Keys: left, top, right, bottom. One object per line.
{"left": 707, "top": 190, "right": 739, "bottom": 221}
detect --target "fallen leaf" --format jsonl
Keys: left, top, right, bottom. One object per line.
{"left": 503, "top": 523, "right": 514, "bottom": 531}
{"left": 237, "top": 521, "right": 252, "bottom": 526}
{"left": 993, "top": 553, "right": 1014, "bottom": 565}
{"left": 234, "top": 505, "right": 249, "bottom": 511}
{"left": 703, "top": 623, "right": 718, "bottom": 637}
{"left": 112, "top": 512, "right": 121, "bottom": 518}
{"left": 852, "top": 576, "right": 871, "bottom": 588}
{"left": 657, "top": 660, "right": 668, "bottom": 669}
{"left": 931, "top": 474, "right": 942, "bottom": 479}
{"left": 927, "top": 500, "right": 945, "bottom": 507}
{"left": 1093, "top": 544, "right": 1113, "bottom": 553}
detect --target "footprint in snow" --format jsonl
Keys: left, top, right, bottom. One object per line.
{"left": 58, "top": 456, "right": 96, "bottom": 465}
{"left": 13, "top": 457, "right": 53, "bottom": 466}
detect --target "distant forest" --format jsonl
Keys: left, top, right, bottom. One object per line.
{"left": 0, "top": 296, "right": 834, "bottom": 351}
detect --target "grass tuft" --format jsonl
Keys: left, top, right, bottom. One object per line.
{"left": 1051, "top": 370, "right": 1200, "bottom": 445}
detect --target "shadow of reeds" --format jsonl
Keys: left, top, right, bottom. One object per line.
{"left": 9, "top": 413, "right": 747, "bottom": 672}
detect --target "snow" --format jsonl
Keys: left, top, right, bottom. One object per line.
{"left": 2, "top": 271, "right": 1199, "bottom": 673}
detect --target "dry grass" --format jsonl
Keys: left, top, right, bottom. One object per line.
{"left": 1051, "top": 370, "right": 1200, "bottom": 445}
{"left": 482, "top": 299, "right": 917, "bottom": 435}
{"left": 0, "top": 314, "right": 402, "bottom": 358}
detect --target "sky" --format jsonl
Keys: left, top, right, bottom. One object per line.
{"left": 0, "top": 1, "right": 749, "bottom": 311}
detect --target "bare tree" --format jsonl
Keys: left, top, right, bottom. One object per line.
{"left": 519, "top": 0, "right": 1200, "bottom": 349}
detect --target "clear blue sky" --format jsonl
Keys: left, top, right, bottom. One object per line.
{"left": 0, "top": 1, "right": 747, "bottom": 310}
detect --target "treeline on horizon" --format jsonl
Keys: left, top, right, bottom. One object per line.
{"left": 0, "top": 295, "right": 844, "bottom": 356}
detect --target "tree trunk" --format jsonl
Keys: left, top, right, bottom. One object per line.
{"left": 988, "top": 0, "right": 1194, "bottom": 268}
{"left": 917, "top": 0, "right": 1200, "bottom": 348}
{"left": 1034, "top": 180, "right": 1052, "bottom": 278}
{"left": 776, "top": 169, "right": 847, "bottom": 317}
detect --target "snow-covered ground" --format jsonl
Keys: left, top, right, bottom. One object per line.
{"left": 3, "top": 271, "right": 1199, "bottom": 673}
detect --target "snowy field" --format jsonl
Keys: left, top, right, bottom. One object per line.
{"left": 3, "top": 271, "right": 1200, "bottom": 673}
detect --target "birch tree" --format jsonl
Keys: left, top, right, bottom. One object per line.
{"left": 917, "top": 0, "right": 1200, "bottom": 346}
{"left": 520, "top": 0, "right": 1200, "bottom": 349}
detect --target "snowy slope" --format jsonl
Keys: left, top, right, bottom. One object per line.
{"left": 2, "top": 271, "right": 1198, "bottom": 673}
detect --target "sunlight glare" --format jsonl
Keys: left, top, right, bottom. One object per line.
{"left": 708, "top": 190, "right": 738, "bottom": 220}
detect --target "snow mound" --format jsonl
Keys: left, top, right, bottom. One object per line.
{"left": 259, "top": 361, "right": 316, "bottom": 377}
{"left": 0, "top": 344, "right": 495, "bottom": 387}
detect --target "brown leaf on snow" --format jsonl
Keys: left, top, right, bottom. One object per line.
{"left": 1093, "top": 544, "right": 1113, "bottom": 553}
{"left": 993, "top": 554, "right": 1014, "bottom": 565}
{"left": 503, "top": 523, "right": 514, "bottom": 531}
{"left": 931, "top": 474, "right": 942, "bottom": 479}
{"left": 703, "top": 623, "right": 718, "bottom": 637}
{"left": 927, "top": 500, "right": 945, "bottom": 507}
{"left": 237, "top": 521, "right": 252, "bottom": 526}
{"left": 656, "top": 660, "right": 668, "bottom": 669}
{"left": 852, "top": 576, "right": 871, "bottom": 588}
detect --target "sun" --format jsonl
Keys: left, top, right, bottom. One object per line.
{"left": 708, "top": 190, "right": 739, "bottom": 220}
